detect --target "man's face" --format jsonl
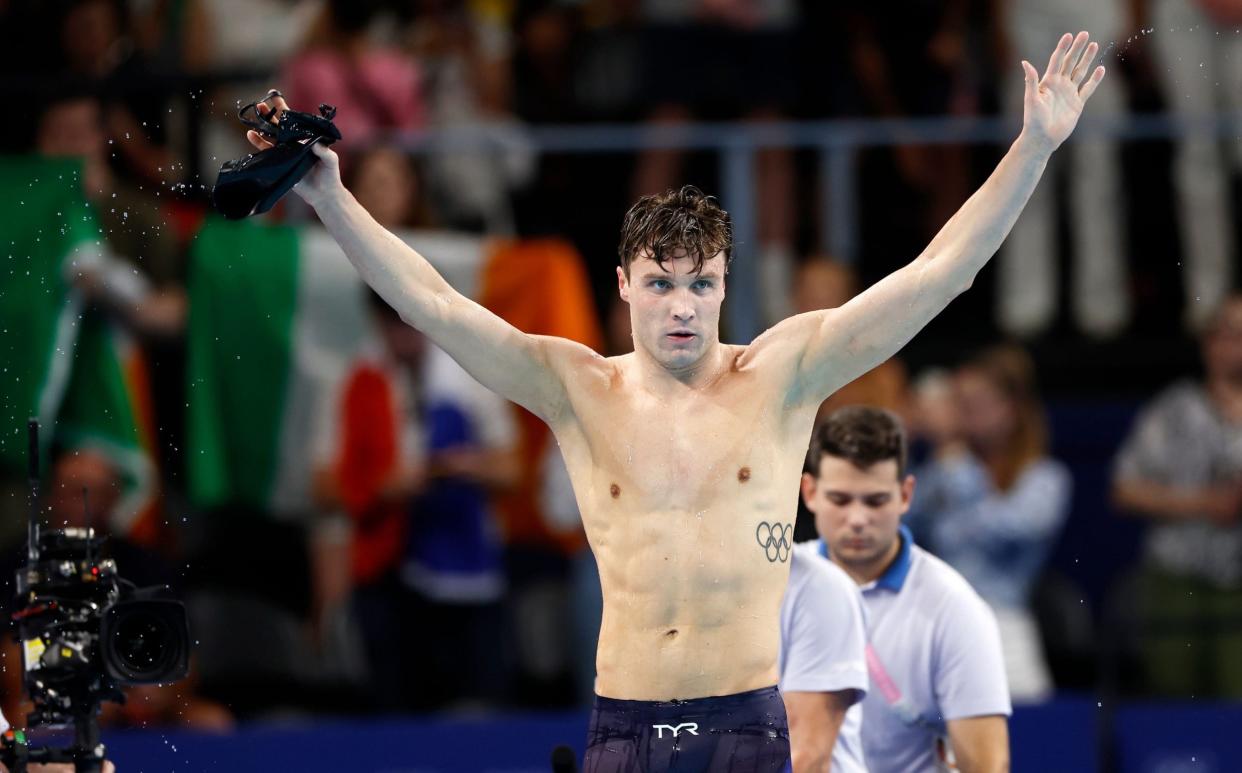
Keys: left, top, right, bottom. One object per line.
{"left": 48, "top": 449, "right": 120, "bottom": 530}
{"left": 377, "top": 313, "right": 426, "bottom": 367}
{"left": 616, "top": 251, "right": 726, "bottom": 372}
{"left": 953, "top": 367, "right": 1015, "bottom": 452}
{"left": 1204, "top": 298, "right": 1242, "bottom": 383}
{"left": 351, "top": 148, "right": 416, "bottom": 228}
{"left": 801, "top": 456, "right": 913, "bottom": 571}
{"left": 37, "top": 99, "right": 105, "bottom": 160}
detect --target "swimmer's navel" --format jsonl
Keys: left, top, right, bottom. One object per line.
{"left": 610, "top": 483, "right": 621, "bottom": 499}
{"left": 664, "top": 629, "right": 678, "bottom": 640}
{"left": 738, "top": 467, "right": 751, "bottom": 483}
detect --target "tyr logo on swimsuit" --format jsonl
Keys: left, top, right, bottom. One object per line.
{"left": 652, "top": 723, "right": 700, "bottom": 739}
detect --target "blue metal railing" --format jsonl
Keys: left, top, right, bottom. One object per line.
{"left": 382, "top": 111, "right": 1242, "bottom": 342}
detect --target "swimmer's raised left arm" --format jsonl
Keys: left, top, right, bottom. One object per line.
{"left": 762, "top": 32, "right": 1106, "bottom": 406}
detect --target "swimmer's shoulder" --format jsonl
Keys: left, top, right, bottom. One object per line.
{"left": 733, "top": 317, "right": 816, "bottom": 374}
{"left": 535, "top": 335, "right": 624, "bottom": 390}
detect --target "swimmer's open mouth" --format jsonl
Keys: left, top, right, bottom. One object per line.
{"left": 667, "top": 331, "right": 696, "bottom": 341}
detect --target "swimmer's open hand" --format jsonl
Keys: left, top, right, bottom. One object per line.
{"left": 244, "top": 90, "right": 342, "bottom": 208}
{"left": 1020, "top": 31, "right": 1106, "bottom": 155}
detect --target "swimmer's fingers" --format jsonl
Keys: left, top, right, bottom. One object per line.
{"left": 1021, "top": 60, "right": 1039, "bottom": 104}
{"left": 246, "top": 128, "right": 274, "bottom": 151}
{"left": 1044, "top": 33, "right": 1073, "bottom": 81}
{"left": 264, "top": 91, "right": 291, "bottom": 119}
{"left": 1078, "top": 65, "right": 1107, "bottom": 102}
{"left": 1060, "top": 31, "right": 1090, "bottom": 78}
{"left": 247, "top": 90, "right": 291, "bottom": 150}
{"left": 1070, "top": 40, "right": 1100, "bottom": 85}
{"left": 254, "top": 90, "right": 290, "bottom": 127}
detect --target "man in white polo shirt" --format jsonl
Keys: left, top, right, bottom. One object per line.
{"left": 778, "top": 541, "right": 869, "bottom": 771}
{"left": 799, "top": 406, "right": 1011, "bottom": 773}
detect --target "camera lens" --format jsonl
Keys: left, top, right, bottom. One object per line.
{"left": 102, "top": 599, "right": 189, "bottom": 684}
{"left": 114, "top": 613, "right": 175, "bottom": 677}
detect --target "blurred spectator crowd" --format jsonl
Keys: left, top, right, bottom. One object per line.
{"left": 1, "top": 0, "right": 1242, "bottom": 729}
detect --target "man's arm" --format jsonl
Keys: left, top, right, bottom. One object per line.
{"left": 947, "top": 715, "right": 1010, "bottom": 773}
{"left": 1113, "top": 479, "right": 1242, "bottom": 527}
{"left": 784, "top": 689, "right": 852, "bottom": 772}
{"left": 765, "top": 33, "right": 1106, "bottom": 406}
{"left": 246, "top": 98, "right": 583, "bottom": 423}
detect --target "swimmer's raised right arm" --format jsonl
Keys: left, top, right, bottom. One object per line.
{"left": 753, "top": 32, "right": 1106, "bottom": 407}
{"left": 246, "top": 97, "right": 582, "bottom": 423}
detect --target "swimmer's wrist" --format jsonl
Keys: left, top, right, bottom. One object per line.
{"left": 1011, "top": 131, "right": 1055, "bottom": 163}
{"left": 302, "top": 178, "right": 347, "bottom": 211}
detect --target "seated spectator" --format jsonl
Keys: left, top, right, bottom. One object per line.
{"left": 908, "top": 345, "right": 1071, "bottom": 701}
{"left": 57, "top": 0, "right": 180, "bottom": 188}
{"left": 314, "top": 288, "right": 519, "bottom": 711}
{"left": 1112, "top": 294, "right": 1242, "bottom": 698}
{"left": 281, "top": 0, "right": 425, "bottom": 151}
{"left": 405, "top": 0, "right": 534, "bottom": 234}
{"left": 36, "top": 95, "right": 187, "bottom": 340}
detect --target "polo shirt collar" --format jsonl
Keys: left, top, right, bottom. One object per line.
{"left": 820, "top": 524, "right": 914, "bottom": 593}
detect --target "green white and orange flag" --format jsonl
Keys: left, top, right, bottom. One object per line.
{"left": 0, "top": 156, "right": 157, "bottom": 536}
{"left": 185, "top": 217, "right": 483, "bottom": 515}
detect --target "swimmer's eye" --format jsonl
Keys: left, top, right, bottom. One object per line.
{"left": 691, "top": 279, "right": 713, "bottom": 291}
{"left": 862, "top": 494, "right": 892, "bottom": 507}
{"left": 826, "top": 493, "right": 851, "bottom": 506}
{"left": 650, "top": 279, "right": 673, "bottom": 291}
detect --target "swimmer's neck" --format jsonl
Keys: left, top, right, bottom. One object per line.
{"left": 632, "top": 340, "right": 732, "bottom": 392}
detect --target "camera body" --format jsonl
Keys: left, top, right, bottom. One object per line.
{"left": 13, "top": 528, "right": 190, "bottom": 728}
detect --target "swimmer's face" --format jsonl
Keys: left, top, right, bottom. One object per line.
{"left": 617, "top": 250, "right": 725, "bottom": 371}
{"left": 802, "top": 456, "right": 913, "bottom": 573}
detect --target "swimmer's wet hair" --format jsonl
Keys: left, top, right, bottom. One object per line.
{"left": 618, "top": 185, "right": 732, "bottom": 277}
{"left": 806, "top": 406, "right": 908, "bottom": 479}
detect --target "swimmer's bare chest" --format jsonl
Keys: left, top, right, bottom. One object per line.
{"left": 551, "top": 352, "right": 818, "bottom": 699}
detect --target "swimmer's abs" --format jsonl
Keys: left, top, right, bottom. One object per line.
{"left": 594, "top": 621, "right": 781, "bottom": 701}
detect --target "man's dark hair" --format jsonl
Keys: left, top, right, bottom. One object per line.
{"left": 618, "top": 185, "right": 733, "bottom": 277}
{"left": 805, "top": 406, "right": 908, "bottom": 479}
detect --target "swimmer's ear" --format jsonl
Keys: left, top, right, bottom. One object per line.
{"left": 616, "top": 265, "right": 630, "bottom": 302}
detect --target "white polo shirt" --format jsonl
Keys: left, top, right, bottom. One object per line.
{"left": 827, "top": 526, "right": 1011, "bottom": 773}
{"left": 779, "top": 542, "right": 869, "bottom": 773}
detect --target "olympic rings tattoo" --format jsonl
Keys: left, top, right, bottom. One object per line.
{"left": 755, "top": 521, "right": 793, "bottom": 563}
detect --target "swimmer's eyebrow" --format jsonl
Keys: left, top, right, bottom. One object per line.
{"left": 635, "top": 268, "right": 722, "bottom": 282}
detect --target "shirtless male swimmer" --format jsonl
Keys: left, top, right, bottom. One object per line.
{"left": 246, "top": 32, "right": 1106, "bottom": 771}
